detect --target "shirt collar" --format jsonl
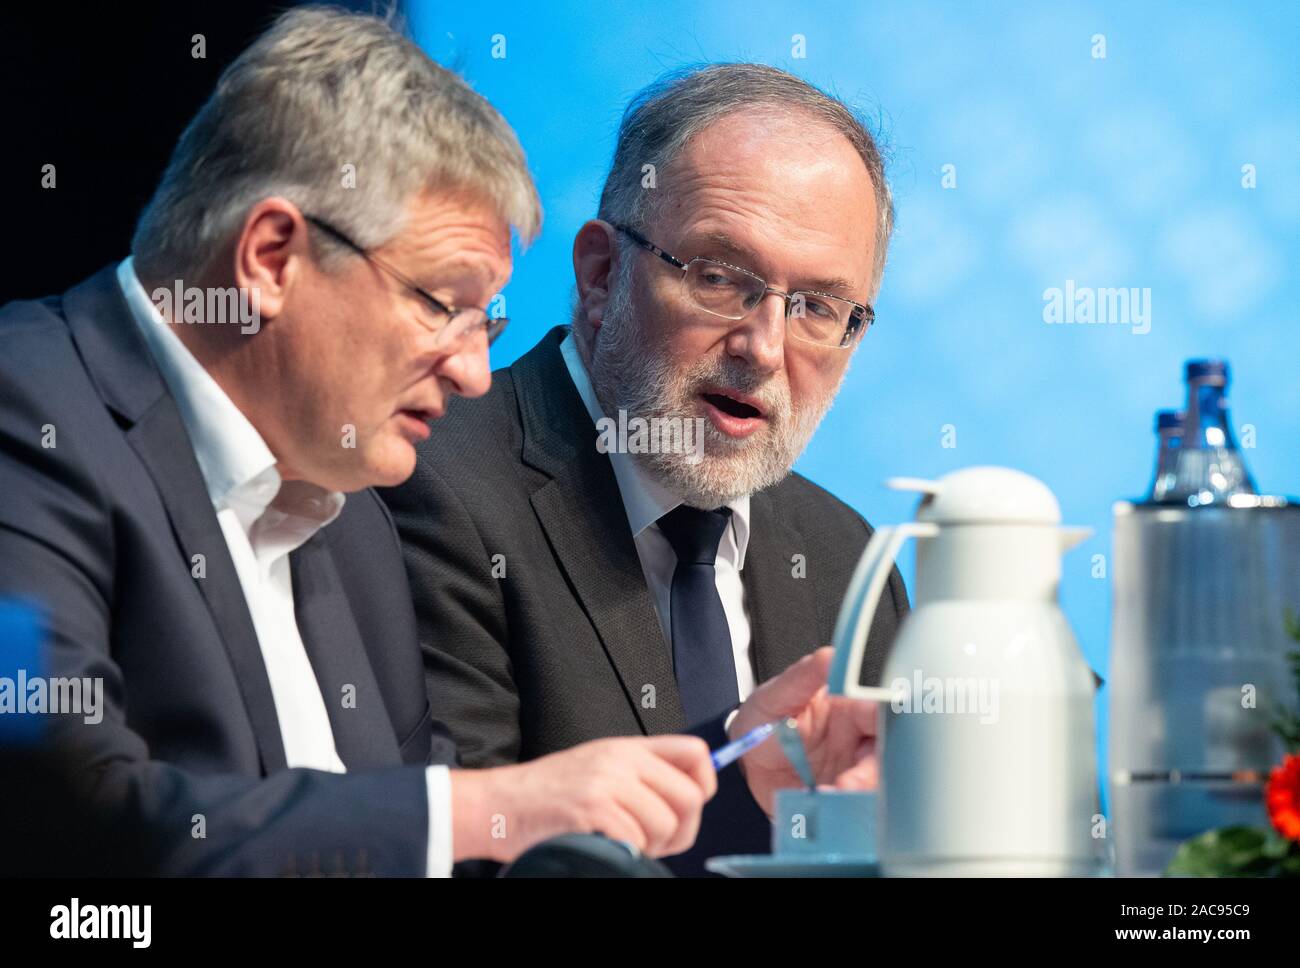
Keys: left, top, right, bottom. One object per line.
{"left": 559, "top": 329, "right": 750, "bottom": 568}
{"left": 116, "top": 257, "right": 344, "bottom": 530}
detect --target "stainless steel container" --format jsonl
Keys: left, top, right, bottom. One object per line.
{"left": 1109, "top": 497, "right": 1300, "bottom": 875}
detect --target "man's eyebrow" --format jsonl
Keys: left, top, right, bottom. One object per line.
{"left": 418, "top": 257, "right": 494, "bottom": 299}
{"left": 690, "top": 230, "right": 754, "bottom": 261}
{"left": 687, "top": 231, "right": 780, "bottom": 279}
{"left": 688, "top": 230, "right": 861, "bottom": 299}
{"left": 802, "top": 275, "right": 858, "bottom": 297}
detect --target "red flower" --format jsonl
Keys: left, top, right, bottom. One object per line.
{"left": 1267, "top": 753, "right": 1300, "bottom": 842}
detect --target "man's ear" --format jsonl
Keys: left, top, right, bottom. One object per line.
{"left": 572, "top": 220, "right": 619, "bottom": 342}
{"left": 231, "top": 198, "right": 309, "bottom": 323}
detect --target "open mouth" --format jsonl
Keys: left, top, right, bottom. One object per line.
{"left": 699, "top": 388, "right": 767, "bottom": 439}
{"left": 396, "top": 408, "right": 438, "bottom": 441}
{"left": 399, "top": 405, "right": 442, "bottom": 423}
{"left": 701, "top": 392, "right": 762, "bottom": 420}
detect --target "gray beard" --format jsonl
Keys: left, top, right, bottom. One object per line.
{"left": 586, "top": 279, "right": 843, "bottom": 510}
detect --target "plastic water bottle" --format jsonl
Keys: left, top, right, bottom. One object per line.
{"left": 1161, "top": 360, "right": 1257, "bottom": 506}
{"left": 1146, "top": 410, "right": 1184, "bottom": 503}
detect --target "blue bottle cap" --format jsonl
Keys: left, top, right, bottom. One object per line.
{"left": 1155, "top": 410, "right": 1185, "bottom": 431}
{"left": 1185, "top": 359, "right": 1228, "bottom": 381}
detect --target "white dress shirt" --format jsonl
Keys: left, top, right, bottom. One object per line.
{"left": 117, "top": 258, "right": 452, "bottom": 876}
{"left": 559, "top": 332, "right": 756, "bottom": 708}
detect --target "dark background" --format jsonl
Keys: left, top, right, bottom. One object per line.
{"left": 0, "top": 2, "right": 379, "bottom": 303}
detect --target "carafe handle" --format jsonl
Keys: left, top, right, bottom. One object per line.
{"left": 827, "top": 522, "right": 938, "bottom": 698}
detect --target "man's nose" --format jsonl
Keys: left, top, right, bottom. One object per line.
{"left": 439, "top": 333, "right": 493, "bottom": 399}
{"left": 724, "top": 290, "right": 786, "bottom": 374}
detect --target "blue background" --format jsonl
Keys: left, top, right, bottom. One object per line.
{"left": 408, "top": 0, "right": 1300, "bottom": 783}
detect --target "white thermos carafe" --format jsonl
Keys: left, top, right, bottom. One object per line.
{"left": 828, "top": 466, "right": 1101, "bottom": 876}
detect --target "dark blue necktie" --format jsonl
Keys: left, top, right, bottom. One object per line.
{"left": 657, "top": 504, "right": 740, "bottom": 726}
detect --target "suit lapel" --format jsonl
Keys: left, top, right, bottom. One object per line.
{"left": 515, "top": 329, "right": 688, "bottom": 735}
{"left": 64, "top": 266, "right": 288, "bottom": 774}
{"left": 742, "top": 489, "right": 820, "bottom": 683}
{"left": 125, "top": 397, "right": 290, "bottom": 774}
{"left": 291, "top": 530, "right": 402, "bottom": 769}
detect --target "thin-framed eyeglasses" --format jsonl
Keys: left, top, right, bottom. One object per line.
{"left": 610, "top": 223, "right": 874, "bottom": 349}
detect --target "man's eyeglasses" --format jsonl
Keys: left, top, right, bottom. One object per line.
{"left": 304, "top": 215, "right": 507, "bottom": 348}
{"left": 610, "top": 224, "right": 874, "bottom": 349}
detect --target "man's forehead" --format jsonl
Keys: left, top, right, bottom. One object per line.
{"left": 653, "top": 113, "right": 877, "bottom": 283}
{"left": 393, "top": 191, "right": 513, "bottom": 286}
{"left": 402, "top": 190, "right": 513, "bottom": 251}
{"left": 657, "top": 190, "right": 875, "bottom": 296}
{"left": 431, "top": 252, "right": 503, "bottom": 284}
{"left": 674, "top": 223, "right": 862, "bottom": 297}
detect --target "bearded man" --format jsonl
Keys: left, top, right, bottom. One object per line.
{"left": 380, "top": 63, "right": 908, "bottom": 875}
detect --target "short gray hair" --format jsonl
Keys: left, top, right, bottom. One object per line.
{"left": 132, "top": 5, "right": 541, "bottom": 280}
{"left": 597, "top": 63, "right": 892, "bottom": 296}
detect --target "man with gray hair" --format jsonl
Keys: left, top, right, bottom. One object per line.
{"left": 0, "top": 8, "right": 728, "bottom": 874}
{"left": 384, "top": 63, "right": 909, "bottom": 875}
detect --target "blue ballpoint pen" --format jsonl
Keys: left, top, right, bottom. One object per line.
{"left": 709, "top": 720, "right": 777, "bottom": 770}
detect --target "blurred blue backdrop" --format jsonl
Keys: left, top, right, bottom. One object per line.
{"left": 407, "top": 0, "right": 1300, "bottom": 788}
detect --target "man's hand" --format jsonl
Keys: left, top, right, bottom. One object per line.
{"left": 450, "top": 735, "right": 717, "bottom": 863}
{"left": 728, "top": 647, "right": 879, "bottom": 816}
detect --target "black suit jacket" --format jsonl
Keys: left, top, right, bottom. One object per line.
{"left": 380, "top": 326, "right": 908, "bottom": 875}
{"left": 0, "top": 267, "right": 456, "bottom": 876}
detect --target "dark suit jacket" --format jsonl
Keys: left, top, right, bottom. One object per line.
{"left": 380, "top": 326, "right": 908, "bottom": 875}
{"left": 0, "top": 266, "right": 456, "bottom": 876}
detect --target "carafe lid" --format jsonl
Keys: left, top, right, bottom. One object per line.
{"left": 891, "top": 466, "right": 1063, "bottom": 526}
